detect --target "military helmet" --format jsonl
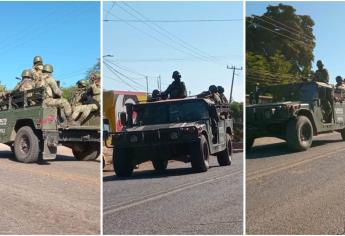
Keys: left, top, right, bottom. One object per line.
{"left": 317, "top": 60, "right": 323, "bottom": 67}
{"left": 217, "top": 86, "right": 224, "bottom": 93}
{"left": 21, "top": 69, "right": 32, "bottom": 78}
{"left": 77, "top": 79, "right": 87, "bottom": 87}
{"left": 33, "top": 56, "right": 43, "bottom": 65}
{"left": 42, "top": 64, "right": 53, "bottom": 73}
{"left": 152, "top": 89, "right": 160, "bottom": 98}
{"left": 209, "top": 85, "right": 217, "bottom": 93}
{"left": 172, "top": 71, "right": 181, "bottom": 80}
{"left": 336, "top": 76, "right": 343, "bottom": 83}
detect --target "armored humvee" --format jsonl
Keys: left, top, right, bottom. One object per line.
{"left": 0, "top": 87, "right": 100, "bottom": 163}
{"left": 108, "top": 97, "right": 233, "bottom": 177}
{"left": 247, "top": 81, "right": 345, "bottom": 151}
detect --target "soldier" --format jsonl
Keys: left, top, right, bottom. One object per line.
{"left": 161, "top": 71, "right": 187, "bottom": 99}
{"left": 70, "top": 79, "right": 88, "bottom": 109}
{"left": 149, "top": 89, "right": 161, "bottom": 102}
{"left": 217, "top": 86, "right": 228, "bottom": 104}
{"left": 314, "top": 60, "right": 329, "bottom": 84}
{"left": 31, "top": 56, "right": 44, "bottom": 84}
{"left": 208, "top": 85, "right": 221, "bottom": 104}
{"left": 13, "top": 69, "right": 34, "bottom": 92}
{"left": 39, "top": 64, "right": 73, "bottom": 123}
{"left": 71, "top": 72, "right": 100, "bottom": 123}
{"left": 335, "top": 76, "right": 345, "bottom": 89}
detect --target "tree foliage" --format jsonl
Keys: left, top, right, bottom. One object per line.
{"left": 62, "top": 59, "right": 99, "bottom": 100}
{"left": 246, "top": 3, "right": 316, "bottom": 93}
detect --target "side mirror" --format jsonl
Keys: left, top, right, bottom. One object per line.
{"left": 120, "top": 112, "right": 127, "bottom": 126}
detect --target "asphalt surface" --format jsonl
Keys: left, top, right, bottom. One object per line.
{"left": 103, "top": 153, "right": 243, "bottom": 235}
{"left": 0, "top": 144, "right": 100, "bottom": 235}
{"left": 246, "top": 133, "right": 345, "bottom": 235}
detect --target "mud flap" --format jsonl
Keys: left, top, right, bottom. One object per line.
{"left": 42, "top": 131, "right": 58, "bottom": 160}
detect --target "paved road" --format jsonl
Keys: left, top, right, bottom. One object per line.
{"left": 247, "top": 133, "right": 345, "bottom": 235}
{"left": 103, "top": 153, "right": 243, "bottom": 235}
{"left": 0, "top": 144, "right": 100, "bottom": 235}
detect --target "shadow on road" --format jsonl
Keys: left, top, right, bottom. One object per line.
{"left": 0, "top": 151, "right": 100, "bottom": 165}
{"left": 247, "top": 139, "right": 344, "bottom": 159}
{"left": 104, "top": 165, "right": 221, "bottom": 182}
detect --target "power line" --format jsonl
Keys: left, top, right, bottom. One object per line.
{"left": 104, "top": 60, "right": 147, "bottom": 90}
{"left": 121, "top": 2, "right": 224, "bottom": 65}
{"left": 113, "top": 3, "right": 220, "bottom": 66}
{"left": 104, "top": 19, "right": 243, "bottom": 22}
{"left": 105, "top": 9, "right": 217, "bottom": 64}
{"left": 249, "top": 20, "right": 314, "bottom": 48}
{"left": 253, "top": 15, "right": 314, "bottom": 43}
{"left": 104, "top": 62, "right": 142, "bottom": 91}
{"left": 262, "top": 15, "right": 309, "bottom": 37}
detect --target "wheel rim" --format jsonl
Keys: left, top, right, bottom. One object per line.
{"left": 20, "top": 134, "right": 30, "bottom": 154}
{"left": 203, "top": 142, "right": 209, "bottom": 166}
{"left": 300, "top": 123, "right": 312, "bottom": 142}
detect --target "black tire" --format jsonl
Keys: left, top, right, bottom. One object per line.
{"left": 14, "top": 126, "right": 40, "bottom": 163}
{"left": 190, "top": 135, "right": 210, "bottom": 173}
{"left": 217, "top": 134, "right": 232, "bottom": 166}
{"left": 72, "top": 144, "right": 100, "bottom": 161}
{"left": 113, "top": 149, "right": 133, "bottom": 177}
{"left": 286, "top": 116, "right": 313, "bottom": 151}
{"left": 246, "top": 136, "right": 255, "bottom": 150}
{"left": 152, "top": 159, "right": 168, "bottom": 172}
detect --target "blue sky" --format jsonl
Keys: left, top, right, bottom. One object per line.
{"left": 104, "top": 1, "right": 244, "bottom": 102}
{"left": 0, "top": 1, "right": 100, "bottom": 89}
{"left": 247, "top": 1, "right": 345, "bottom": 84}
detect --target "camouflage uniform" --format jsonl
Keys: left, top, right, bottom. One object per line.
{"left": 72, "top": 73, "right": 100, "bottom": 122}
{"left": 314, "top": 60, "right": 329, "bottom": 84}
{"left": 70, "top": 80, "right": 88, "bottom": 109}
{"left": 161, "top": 71, "right": 187, "bottom": 99}
{"left": 31, "top": 56, "right": 44, "bottom": 85}
{"left": 14, "top": 70, "right": 34, "bottom": 92}
{"left": 39, "top": 65, "right": 72, "bottom": 119}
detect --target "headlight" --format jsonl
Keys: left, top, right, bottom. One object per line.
{"left": 170, "top": 132, "right": 178, "bottom": 140}
{"left": 129, "top": 135, "right": 138, "bottom": 143}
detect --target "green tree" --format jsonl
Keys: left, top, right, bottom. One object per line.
{"left": 246, "top": 3, "right": 316, "bottom": 93}
{"left": 62, "top": 85, "right": 76, "bottom": 100}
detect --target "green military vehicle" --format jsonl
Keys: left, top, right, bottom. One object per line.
{"left": 0, "top": 87, "right": 100, "bottom": 163}
{"left": 247, "top": 81, "right": 345, "bottom": 151}
{"left": 109, "top": 98, "right": 233, "bottom": 177}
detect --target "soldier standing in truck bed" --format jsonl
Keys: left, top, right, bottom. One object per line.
{"left": 161, "top": 71, "right": 187, "bottom": 99}
{"left": 314, "top": 60, "right": 329, "bottom": 84}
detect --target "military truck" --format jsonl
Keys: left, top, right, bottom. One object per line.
{"left": 247, "top": 81, "right": 345, "bottom": 151}
{"left": 0, "top": 87, "right": 100, "bottom": 163}
{"left": 108, "top": 97, "right": 233, "bottom": 177}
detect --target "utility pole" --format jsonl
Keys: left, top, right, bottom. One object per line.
{"left": 227, "top": 65, "right": 243, "bottom": 103}
{"left": 145, "top": 76, "right": 149, "bottom": 94}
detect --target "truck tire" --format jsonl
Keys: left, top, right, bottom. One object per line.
{"left": 190, "top": 135, "right": 210, "bottom": 173}
{"left": 14, "top": 126, "right": 40, "bottom": 163}
{"left": 113, "top": 149, "right": 133, "bottom": 177}
{"left": 286, "top": 116, "right": 313, "bottom": 151}
{"left": 72, "top": 144, "right": 100, "bottom": 161}
{"left": 217, "top": 134, "right": 232, "bottom": 166}
{"left": 152, "top": 160, "right": 168, "bottom": 172}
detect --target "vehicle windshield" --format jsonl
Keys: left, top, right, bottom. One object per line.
{"left": 257, "top": 83, "right": 318, "bottom": 103}
{"left": 133, "top": 100, "right": 209, "bottom": 125}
